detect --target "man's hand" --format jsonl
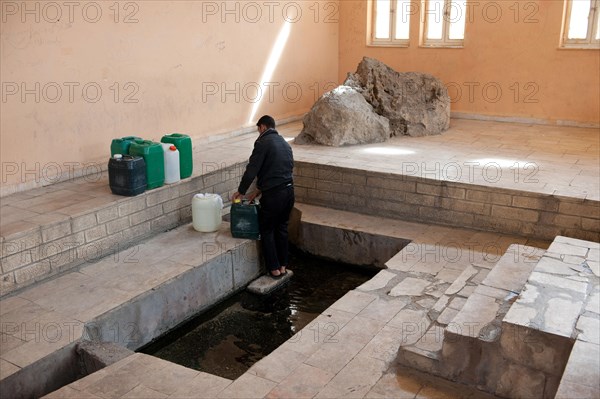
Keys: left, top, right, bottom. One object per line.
{"left": 246, "top": 190, "right": 261, "bottom": 202}
{"left": 232, "top": 191, "right": 242, "bottom": 202}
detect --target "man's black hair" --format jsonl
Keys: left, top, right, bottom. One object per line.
{"left": 256, "top": 115, "right": 276, "bottom": 129}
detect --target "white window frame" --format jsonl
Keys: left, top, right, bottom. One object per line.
{"left": 368, "top": 0, "right": 411, "bottom": 47}
{"left": 561, "top": 0, "right": 600, "bottom": 48}
{"left": 420, "top": 0, "right": 465, "bottom": 48}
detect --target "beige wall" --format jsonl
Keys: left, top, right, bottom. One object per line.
{"left": 339, "top": 0, "right": 600, "bottom": 125}
{"left": 3, "top": 0, "right": 599, "bottom": 196}
{"left": 0, "top": 0, "right": 339, "bottom": 195}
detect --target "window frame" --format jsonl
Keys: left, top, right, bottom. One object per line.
{"left": 420, "top": 0, "right": 466, "bottom": 48}
{"left": 367, "top": 0, "right": 411, "bottom": 47}
{"left": 561, "top": 0, "right": 600, "bottom": 49}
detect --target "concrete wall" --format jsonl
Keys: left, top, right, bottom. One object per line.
{"left": 339, "top": 0, "right": 600, "bottom": 125}
{"left": 0, "top": 162, "right": 244, "bottom": 296}
{"left": 0, "top": 0, "right": 339, "bottom": 195}
{"left": 293, "top": 161, "right": 600, "bottom": 242}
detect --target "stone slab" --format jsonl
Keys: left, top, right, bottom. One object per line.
{"left": 576, "top": 316, "right": 600, "bottom": 344}
{"left": 389, "top": 277, "right": 431, "bottom": 297}
{"left": 544, "top": 297, "right": 585, "bottom": 337}
{"left": 559, "top": 340, "right": 600, "bottom": 389}
{"left": 547, "top": 241, "right": 590, "bottom": 257}
{"left": 247, "top": 270, "right": 294, "bottom": 295}
{"left": 528, "top": 272, "right": 588, "bottom": 294}
{"left": 387, "top": 309, "right": 431, "bottom": 346}
{"left": 448, "top": 293, "right": 499, "bottom": 339}
{"left": 481, "top": 244, "right": 542, "bottom": 292}
{"left": 357, "top": 269, "right": 396, "bottom": 291}
{"left": 535, "top": 256, "right": 579, "bottom": 275}
{"left": 585, "top": 291, "right": 600, "bottom": 314}
{"left": 314, "top": 355, "right": 387, "bottom": 399}
{"left": 444, "top": 265, "right": 477, "bottom": 295}
{"left": 266, "top": 363, "right": 334, "bottom": 399}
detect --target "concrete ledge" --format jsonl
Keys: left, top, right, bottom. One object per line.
{"left": 290, "top": 205, "right": 410, "bottom": 268}
{"left": 294, "top": 161, "right": 600, "bottom": 243}
{"left": 0, "top": 160, "right": 246, "bottom": 297}
{"left": 0, "top": 222, "right": 260, "bottom": 398}
{"left": 0, "top": 343, "right": 79, "bottom": 399}
{"left": 76, "top": 341, "right": 135, "bottom": 376}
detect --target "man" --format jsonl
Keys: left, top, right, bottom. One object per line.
{"left": 232, "top": 115, "right": 294, "bottom": 278}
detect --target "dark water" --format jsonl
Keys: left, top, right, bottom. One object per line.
{"left": 141, "top": 248, "right": 377, "bottom": 380}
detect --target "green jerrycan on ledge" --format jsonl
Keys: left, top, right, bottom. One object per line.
{"left": 230, "top": 199, "right": 260, "bottom": 240}
{"left": 110, "top": 136, "right": 142, "bottom": 156}
{"left": 161, "top": 133, "right": 193, "bottom": 179}
{"left": 129, "top": 140, "right": 165, "bottom": 190}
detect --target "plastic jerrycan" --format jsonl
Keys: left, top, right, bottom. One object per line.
{"left": 162, "top": 143, "right": 180, "bottom": 184}
{"left": 128, "top": 140, "right": 165, "bottom": 190}
{"left": 108, "top": 154, "right": 147, "bottom": 196}
{"left": 110, "top": 136, "right": 142, "bottom": 156}
{"left": 161, "top": 133, "right": 193, "bottom": 179}
{"left": 230, "top": 199, "right": 260, "bottom": 240}
{"left": 192, "top": 193, "right": 223, "bottom": 232}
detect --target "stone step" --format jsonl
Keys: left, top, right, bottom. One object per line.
{"left": 247, "top": 270, "right": 294, "bottom": 295}
{"left": 504, "top": 236, "right": 599, "bottom": 399}
{"left": 446, "top": 243, "right": 544, "bottom": 343}
{"left": 397, "top": 236, "right": 600, "bottom": 399}
{"left": 396, "top": 243, "right": 546, "bottom": 395}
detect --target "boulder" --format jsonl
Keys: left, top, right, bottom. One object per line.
{"left": 345, "top": 57, "right": 450, "bottom": 137}
{"left": 295, "top": 85, "right": 390, "bottom": 146}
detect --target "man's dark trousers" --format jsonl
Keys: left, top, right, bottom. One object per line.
{"left": 259, "top": 185, "right": 295, "bottom": 271}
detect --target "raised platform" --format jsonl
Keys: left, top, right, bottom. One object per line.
{"left": 0, "top": 222, "right": 260, "bottom": 398}
{"left": 1, "top": 118, "right": 599, "bottom": 397}
{"left": 1, "top": 119, "right": 599, "bottom": 296}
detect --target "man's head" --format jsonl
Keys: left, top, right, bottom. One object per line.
{"left": 256, "top": 115, "right": 275, "bottom": 134}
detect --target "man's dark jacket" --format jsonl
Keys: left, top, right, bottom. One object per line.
{"left": 238, "top": 128, "right": 294, "bottom": 195}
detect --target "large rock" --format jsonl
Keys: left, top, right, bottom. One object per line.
{"left": 295, "top": 85, "right": 390, "bottom": 146}
{"left": 345, "top": 57, "right": 450, "bottom": 137}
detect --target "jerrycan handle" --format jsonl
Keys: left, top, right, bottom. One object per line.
{"left": 234, "top": 198, "right": 257, "bottom": 206}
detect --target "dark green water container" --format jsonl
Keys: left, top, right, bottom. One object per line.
{"left": 129, "top": 140, "right": 165, "bottom": 190}
{"left": 108, "top": 155, "right": 147, "bottom": 196}
{"left": 161, "top": 133, "right": 193, "bottom": 179}
{"left": 230, "top": 200, "right": 260, "bottom": 240}
{"left": 110, "top": 136, "right": 142, "bottom": 156}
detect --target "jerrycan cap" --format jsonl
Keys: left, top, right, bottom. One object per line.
{"left": 113, "top": 154, "right": 123, "bottom": 160}
{"left": 233, "top": 199, "right": 241, "bottom": 204}
{"left": 169, "top": 145, "right": 177, "bottom": 151}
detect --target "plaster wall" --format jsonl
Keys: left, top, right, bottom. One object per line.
{"left": 338, "top": 1, "right": 600, "bottom": 125}
{"left": 0, "top": 0, "right": 339, "bottom": 194}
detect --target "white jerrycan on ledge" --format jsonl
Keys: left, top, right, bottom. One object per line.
{"left": 192, "top": 193, "right": 223, "bottom": 232}
{"left": 162, "top": 143, "right": 180, "bottom": 184}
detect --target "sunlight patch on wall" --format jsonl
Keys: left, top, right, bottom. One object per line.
{"left": 248, "top": 21, "right": 292, "bottom": 125}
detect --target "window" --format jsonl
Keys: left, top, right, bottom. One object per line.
{"left": 368, "top": 0, "right": 413, "bottom": 46}
{"left": 421, "top": 0, "right": 466, "bottom": 47}
{"left": 562, "top": 0, "right": 600, "bottom": 48}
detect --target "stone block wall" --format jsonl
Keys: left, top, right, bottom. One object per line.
{"left": 294, "top": 161, "right": 600, "bottom": 242}
{"left": 0, "top": 164, "right": 244, "bottom": 297}
{"left": 3, "top": 158, "right": 598, "bottom": 297}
